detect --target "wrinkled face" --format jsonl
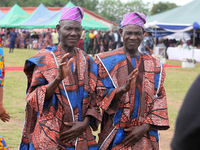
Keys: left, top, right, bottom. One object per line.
{"left": 120, "top": 25, "right": 144, "bottom": 51}
{"left": 57, "top": 20, "right": 82, "bottom": 48}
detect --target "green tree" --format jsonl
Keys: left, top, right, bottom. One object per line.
{"left": 71, "top": 0, "right": 99, "bottom": 12}
{"left": 150, "top": 1, "right": 178, "bottom": 15}
{"left": 0, "top": 0, "right": 99, "bottom": 12}
{"left": 97, "top": 0, "right": 150, "bottom": 25}
{"left": 0, "top": 0, "right": 43, "bottom": 7}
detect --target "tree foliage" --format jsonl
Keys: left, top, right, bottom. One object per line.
{"left": 150, "top": 1, "right": 178, "bottom": 15}
{"left": 97, "top": 0, "right": 150, "bottom": 25}
{"left": 0, "top": 0, "right": 99, "bottom": 12}
{"left": 70, "top": 0, "right": 99, "bottom": 12}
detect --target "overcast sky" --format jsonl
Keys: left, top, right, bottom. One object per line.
{"left": 145, "top": 0, "right": 193, "bottom": 6}
{"left": 124, "top": 0, "right": 193, "bottom": 6}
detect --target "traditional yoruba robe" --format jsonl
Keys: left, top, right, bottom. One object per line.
{"left": 20, "top": 45, "right": 101, "bottom": 150}
{"left": 95, "top": 48, "right": 169, "bottom": 150}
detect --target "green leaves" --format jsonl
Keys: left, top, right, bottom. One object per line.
{"left": 97, "top": 0, "right": 150, "bottom": 25}
{"left": 150, "top": 2, "right": 178, "bottom": 15}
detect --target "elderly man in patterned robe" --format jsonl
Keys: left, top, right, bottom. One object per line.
{"left": 19, "top": 7, "right": 101, "bottom": 150}
{"left": 95, "top": 12, "right": 169, "bottom": 150}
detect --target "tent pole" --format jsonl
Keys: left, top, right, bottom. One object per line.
{"left": 192, "top": 30, "right": 195, "bottom": 58}
{"left": 155, "top": 27, "right": 157, "bottom": 45}
{"left": 5, "top": 26, "right": 7, "bottom": 47}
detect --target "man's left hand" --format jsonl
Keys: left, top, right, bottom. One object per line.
{"left": 60, "top": 116, "right": 90, "bottom": 143}
{"left": 123, "top": 123, "right": 151, "bottom": 147}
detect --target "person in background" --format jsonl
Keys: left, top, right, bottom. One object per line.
{"left": 103, "top": 29, "right": 111, "bottom": 52}
{"left": 196, "top": 41, "right": 200, "bottom": 49}
{"left": 171, "top": 74, "right": 200, "bottom": 150}
{"left": 184, "top": 40, "right": 192, "bottom": 49}
{"left": 37, "top": 33, "right": 44, "bottom": 49}
{"left": 95, "top": 12, "right": 169, "bottom": 150}
{"left": 0, "top": 45, "right": 10, "bottom": 149}
{"left": 111, "top": 29, "right": 120, "bottom": 50}
{"left": 16, "top": 32, "right": 21, "bottom": 48}
{"left": 84, "top": 29, "right": 89, "bottom": 53}
{"left": 51, "top": 29, "right": 59, "bottom": 46}
{"left": 141, "top": 28, "right": 154, "bottom": 55}
{"left": 157, "top": 38, "right": 166, "bottom": 48}
{"left": 93, "top": 29, "right": 102, "bottom": 56}
{"left": 77, "top": 28, "right": 86, "bottom": 50}
{"left": 87, "top": 29, "right": 95, "bottom": 54}
{"left": 42, "top": 30, "right": 46, "bottom": 38}
{"left": 48, "top": 28, "right": 52, "bottom": 46}
{"left": 9, "top": 28, "right": 17, "bottom": 53}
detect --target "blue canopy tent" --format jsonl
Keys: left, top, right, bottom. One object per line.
{"left": 0, "top": 10, "right": 5, "bottom": 20}
{"left": 10, "top": 1, "right": 108, "bottom": 29}
{"left": 151, "top": 28, "right": 175, "bottom": 38}
{"left": 10, "top": 3, "right": 61, "bottom": 28}
{"left": 191, "top": 22, "right": 200, "bottom": 58}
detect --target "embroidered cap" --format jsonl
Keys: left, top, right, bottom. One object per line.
{"left": 121, "top": 12, "right": 146, "bottom": 29}
{"left": 59, "top": 6, "right": 84, "bottom": 23}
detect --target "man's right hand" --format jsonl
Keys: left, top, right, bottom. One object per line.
{"left": 122, "top": 69, "right": 138, "bottom": 92}
{"left": 56, "top": 53, "right": 74, "bottom": 81}
{"left": 0, "top": 104, "right": 10, "bottom": 122}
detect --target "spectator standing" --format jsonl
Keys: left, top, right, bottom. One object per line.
{"left": 51, "top": 30, "right": 59, "bottom": 46}
{"left": 141, "top": 28, "right": 154, "bottom": 55}
{"left": 42, "top": 30, "right": 46, "bottom": 38}
{"left": 103, "top": 29, "right": 111, "bottom": 52}
{"left": 9, "top": 28, "right": 17, "bottom": 53}
{"left": 77, "top": 28, "right": 86, "bottom": 50}
{"left": 93, "top": 29, "right": 102, "bottom": 56}
{"left": 87, "top": 29, "right": 95, "bottom": 54}
{"left": 111, "top": 30, "right": 120, "bottom": 50}
{"left": 84, "top": 29, "right": 89, "bottom": 53}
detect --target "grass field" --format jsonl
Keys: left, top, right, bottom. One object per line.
{"left": 0, "top": 47, "right": 199, "bottom": 149}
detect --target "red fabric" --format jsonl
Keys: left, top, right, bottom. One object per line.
{"left": 77, "top": 39, "right": 84, "bottom": 50}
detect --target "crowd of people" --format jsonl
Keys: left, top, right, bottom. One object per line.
{"left": 0, "top": 27, "right": 124, "bottom": 56}
{"left": 0, "top": 28, "right": 59, "bottom": 52}
{"left": 0, "top": 26, "right": 198, "bottom": 57}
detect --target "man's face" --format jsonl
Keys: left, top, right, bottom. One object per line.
{"left": 57, "top": 20, "right": 82, "bottom": 48}
{"left": 120, "top": 25, "right": 144, "bottom": 51}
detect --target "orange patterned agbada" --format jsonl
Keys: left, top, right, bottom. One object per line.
{"left": 95, "top": 48, "right": 169, "bottom": 150}
{"left": 20, "top": 45, "right": 101, "bottom": 150}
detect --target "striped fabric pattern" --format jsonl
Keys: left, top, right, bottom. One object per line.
{"left": 59, "top": 7, "right": 84, "bottom": 23}
{"left": 121, "top": 12, "right": 146, "bottom": 29}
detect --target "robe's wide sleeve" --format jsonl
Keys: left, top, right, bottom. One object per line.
{"left": 143, "top": 66, "right": 169, "bottom": 130}
{"left": 95, "top": 57, "right": 120, "bottom": 115}
{"left": 84, "top": 56, "right": 102, "bottom": 131}
{"left": 25, "top": 65, "right": 48, "bottom": 114}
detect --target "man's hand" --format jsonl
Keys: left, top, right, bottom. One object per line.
{"left": 0, "top": 104, "right": 10, "bottom": 122}
{"left": 123, "top": 123, "right": 151, "bottom": 147}
{"left": 60, "top": 116, "right": 90, "bottom": 143}
{"left": 122, "top": 69, "right": 138, "bottom": 92}
{"left": 56, "top": 53, "right": 74, "bottom": 81}
{"left": 113, "top": 69, "right": 138, "bottom": 100}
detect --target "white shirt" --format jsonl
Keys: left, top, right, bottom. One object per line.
{"left": 114, "top": 33, "right": 118, "bottom": 42}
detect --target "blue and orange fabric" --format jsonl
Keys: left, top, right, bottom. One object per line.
{"left": 20, "top": 45, "right": 101, "bottom": 150}
{"left": 95, "top": 47, "right": 169, "bottom": 150}
{"left": 0, "top": 46, "right": 5, "bottom": 87}
{"left": 0, "top": 47, "right": 8, "bottom": 150}
{"left": 0, "top": 136, "right": 9, "bottom": 150}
